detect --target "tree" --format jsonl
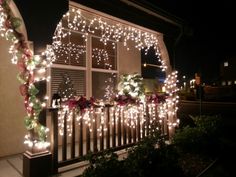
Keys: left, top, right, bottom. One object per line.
{"left": 57, "top": 73, "right": 76, "bottom": 101}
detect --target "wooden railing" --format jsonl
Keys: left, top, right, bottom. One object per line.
{"left": 49, "top": 103, "right": 169, "bottom": 173}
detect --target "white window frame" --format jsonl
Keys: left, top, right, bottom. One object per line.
{"left": 47, "top": 29, "right": 119, "bottom": 105}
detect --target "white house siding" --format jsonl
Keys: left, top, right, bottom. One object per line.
{"left": 0, "top": 38, "right": 26, "bottom": 157}
{"left": 118, "top": 40, "right": 141, "bottom": 76}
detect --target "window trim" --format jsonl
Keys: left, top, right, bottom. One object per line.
{"left": 47, "top": 33, "right": 118, "bottom": 104}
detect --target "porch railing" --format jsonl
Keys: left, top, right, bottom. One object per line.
{"left": 49, "top": 103, "right": 169, "bottom": 173}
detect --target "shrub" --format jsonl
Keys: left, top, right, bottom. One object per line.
{"left": 173, "top": 115, "right": 221, "bottom": 157}
{"left": 82, "top": 150, "right": 130, "bottom": 177}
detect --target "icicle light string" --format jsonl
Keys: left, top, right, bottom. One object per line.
{"left": 49, "top": 7, "right": 167, "bottom": 71}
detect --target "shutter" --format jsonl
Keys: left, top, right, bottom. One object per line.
{"left": 51, "top": 68, "right": 86, "bottom": 97}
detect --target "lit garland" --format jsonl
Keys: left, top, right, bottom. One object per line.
{"left": 48, "top": 7, "right": 167, "bottom": 71}
{"left": 117, "top": 73, "right": 145, "bottom": 101}
{"left": 0, "top": 0, "right": 49, "bottom": 150}
{"left": 163, "top": 71, "right": 180, "bottom": 130}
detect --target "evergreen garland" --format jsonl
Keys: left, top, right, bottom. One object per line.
{"left": 0, "top": 0, "right": 48, "bottom": 148}
{"left": 117, "top": 73, "right": 145, "bottom": 101}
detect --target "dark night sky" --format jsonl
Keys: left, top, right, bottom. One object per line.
{"left": 14, "top": 0, "right": 235, "bottom": 83}
{"left": 149, "top": 0, "right": 236, "bottom": 82}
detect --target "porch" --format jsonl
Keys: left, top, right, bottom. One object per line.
{"left": 0, "top": 148, "right": 128, "bottom": 177}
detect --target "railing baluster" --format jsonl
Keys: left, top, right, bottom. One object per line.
{"left": 62, "top": 111, "right": 67, "bottom": 161}
{"left": 79, "top": 114, "right": 83, "bottom": 156}
{"left": 86, "top": 123, "right": 90, "bottom": 154}
{"left": 166, "top": 114, "right": 169, "bottom": 140}
{"left": 93, "top": 110, "right": 98, "bottom": 153}
{"left": 128, "top": 118, "right": 131, "bottom": 144}
{"left": 50, "top": 108, "right": 58, "bottom": 174}
{"left": 71, "top": 109, "right": 75, "bottom": 159}
{"left": 100, "top": 107, "right": 104, "bottom": 151}
{"left": 133, "top": 125, "right": 136, "bottom": 143}
{"left": 100, "top": 123, "right": 104, "bottom": 151}
{"left": 106, "top": 106, "right": 110, "bottom": 149}
{"left": 122, "top": 110, "right": 126, "bottom": 145}
{"left": 146, "top": 105, "right": 150, "bottom": 136}
{"left": 118, "top": 108, "right": 121, "bottom": 146}
{"left": 112, "top": 107, "right": 116, "bottom": 148}
{"left": 137, "top": 113, "right": 141, "bottom": 141}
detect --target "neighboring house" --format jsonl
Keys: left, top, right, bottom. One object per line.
{"left": 220, "top": 58, "right": 236, "bottom": 86}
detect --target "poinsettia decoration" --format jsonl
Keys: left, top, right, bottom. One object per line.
{"left": 146, "top": 93, "right": 167, "bottom": 104}
{"left": 114, "top": 94, "right": 137, "bottom": 106}
{"left": 67, "top": 96, "right": 95, "bottom": 111}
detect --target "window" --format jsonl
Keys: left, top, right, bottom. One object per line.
{"left": 53, "top": 31, "right": 86, "bottom": 66}
{"left": 49, "top": 30, "right": 87, "bottom": 102}
{"left": 91, "top": 36, "right": 117, "bottom": 99}
{"left": 48, "top": 24, "right": 118, "bottom": 102}
{"left": 92, "top": 37, "right": 116, "bottom": 70}
{"left": 92, "top": 72, "right": 117, "bottom": 99}
{"left": 51, "top": 68, "right": 86, "bottom": 99}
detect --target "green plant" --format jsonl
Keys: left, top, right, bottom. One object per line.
{"left": 82, "top": 150, "right": 130, "bottom": 177}
{"left": 173, "top": 115, "right": 222, "bottom": 156}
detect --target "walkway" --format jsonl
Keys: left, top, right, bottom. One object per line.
{"left": 0, "top": 149, "right": 128, "bottom": 177}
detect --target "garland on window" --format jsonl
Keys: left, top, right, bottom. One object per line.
{"left": 0, "top": 0, "right": 49, "bottom": 150}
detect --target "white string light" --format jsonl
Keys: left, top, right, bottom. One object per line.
{"left": 46, "top": 7, "right": 167, "bottom": 71}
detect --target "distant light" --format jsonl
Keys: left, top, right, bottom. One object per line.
{"left": 222, "top": 81, "right": 226, "bottom": 86}
{"left": 224, "top": 61, "right": 228, "bottom": 67}
{"left": 228, "top": 81, "right": 232, "bottom": 85}
{"left": 183, "top": 75, "right": 186, "bottom": 79}
{"left": 143, "top": 63, "right": 147, "bottom": 67}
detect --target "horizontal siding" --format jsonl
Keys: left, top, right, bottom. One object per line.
{"left": 51, "top": 68, "right": 86, "bottom": 98}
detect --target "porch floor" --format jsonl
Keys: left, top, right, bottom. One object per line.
{"left": 0, "top": 148, "right": 128, "bottom": 177}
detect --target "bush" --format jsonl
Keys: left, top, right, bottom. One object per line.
{"left": 82, "top": 134, "right": 184, "bottom": 177}
{"left": 82, "top": 150, "right": 130, "bottom": 177}
{"left": 173, "top": 115, "right": 221, "bottom": 157}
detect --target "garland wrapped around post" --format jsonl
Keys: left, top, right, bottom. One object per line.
{"left": 0, "top": 0, "right": 49, "bottom": 151}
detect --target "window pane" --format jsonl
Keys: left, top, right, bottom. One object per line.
{"left": 70, "top": 32, "right": 86, "bottom": 66}
{"left": 53, "top": 29, "right": 70, "bottom": 65}
{"left": 92, "top": 72, "right": 117, "bottom": 100}
{"left": 53, "top": 31, "right": 86, "bottom": 67}
{"left": 51, "top": 68, "right": 86, "bottom": 100}
{"left": 92, "top": 37, "right": 116, "bottom": 70}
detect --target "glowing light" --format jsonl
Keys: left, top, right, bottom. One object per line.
{"left": 47, "top": 7, "right": 167, "bottom": 70}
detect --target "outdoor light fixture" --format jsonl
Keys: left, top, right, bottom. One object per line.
{"left": 143, "top": 63, "right": 162, "bottom": 68}
{"left": 51, "top": 93, "right": 62, "bottom": 108}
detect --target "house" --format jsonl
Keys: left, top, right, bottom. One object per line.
{"left": 0, "top": 1, "right": 180, "bottom": 172}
